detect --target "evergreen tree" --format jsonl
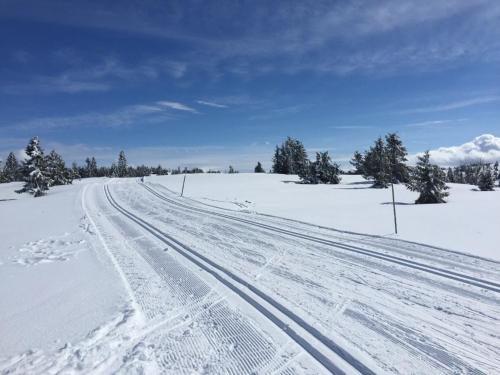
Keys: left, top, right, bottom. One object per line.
{"left": 494, "top": 161, "right": 499, "bottom": 181}
{"left": 117, "top": 151, "right": 128, "bottom": 177}
{"left": 363, "top": 137, "right": 390, "bottom": 188}
{"left": 407, "top": 151, "right": 449, "bottom": 204}
{"left": 446, "top": 167, "right": 454, "bottom": 183}
{"left": 299, "top": 151, "right": 341, "bottom": 184}
{"left": 477, "top": 165, "right": 495, "bottom": 191}
{"left": 16, "top": 137, "right": 50, "bottom": 197}
{"left": 254, "top": 162, "right": 265, "bottom": 173}
{"left": 228, "top": 165, "right": 238, "bottom": 174}
{"left": 46, "top": 150, "right": 72, "bottom": 186}
{"left": 385, "top": 133, "right": 409, "bottom": 183}
{"left": 2, "top": 152, "right": 20, "bottom": 182}
{"left": 84, "top": 156, "right": 98, "bottom": 178}
{"left": 272, "top": 137, "right": 308, "bottom": 175}
{"left": 350, "top": 151, "right": 364, "bottom": 174}
{"left": 0, "top": 160, "right": 5, "bottom": 183}
{"left": 71, "top": 162, "right": 81, "bottom": 180}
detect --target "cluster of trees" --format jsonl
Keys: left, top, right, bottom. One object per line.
{"left": 444, "top": 162, "right": 499, "bottom": 191}
{"left": 351, "top": 133, "right": 453, "bottom": 204}
{"left": 3, "top": 137, "right": 73, "bottom": 197}
{"left": 351, "top": 133, "right": 409, "bottom": 188}
{"left": 272, "top": 137, "right": 342, "bottom": 184}
{"left": 0, "top": 137, "right": 174, "bottom": 197}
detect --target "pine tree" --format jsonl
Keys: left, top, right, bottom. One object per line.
{"left": 477, "top": 165, "right": 495, "bottom": 191}
{"left": 385, "top": 133, "right": 409, "bottom": 183}
{"left": 2, "top": 152, "right": 19, "bottom": 182}
{"left": 46, "top": 150, "right": 71, "bottom": 186}
{"left": 299, "top": 152, "right": 341, "bottom": 184}
{"left": 71, "top": 162, "right": 81, "bottom": 180}
{"left": 117, "top": 151, "right": 128, "bottom": 177}
{"left": 84, "top": 156, "right": 98, "bottom": 178}
{"left": 16, "top": 137, "right": 50, "bottom": 197}
{"left": 350, "top": 151, "right": 364, "bottom": 174}
{"left": 254, "top": 162, "right": 265, "bottom": 173}
{"left": 0, "top": 160, "right": 5, "bottom": 183}
{"left": 494, "top": 161, "right": 499, "bottom": 181}
{"left": 407, "top": 151, "right": 449, "bottom": 204}
{"left": 363, "top": 137, "right": 390, "bottom": 188}
{"left": 446, "top": 167, "right": 454, "bottom": 183}
{"left": 272, "top": 137, "right": 308, "bottom": 175}
{"left": 228, "top": 165, "right": 238, "bottom": 174}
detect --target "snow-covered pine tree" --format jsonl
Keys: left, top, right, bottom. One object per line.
{"left": 385, "top": 133, "right": 409, "bottom": 183}
{"left": 117, "top": 151, "right": 128, "bottom": 177}
{"left": 299, "top": 151, "right": 341, "bottom": 184}
{"left": 0, "top": 160, "right": 5, "bottom": 183}
{"left": 86, "top": 157, "right": 98, "bottom": 177}
{"left": 71, "top": 162, "right": 81, "bottom": 180}
{"left": 254, "top": 162, "right": 265, "bottom": 173}
{"left": 350, "top": 151, "right": 364, "bottom": 174}
{"left": 271, "top": 137, "right": 308, "bottom": 175}
{"left": 363, "top": 137, "right": 390, "bottom": 188}
{"left": 446, "top": 167, "right": 454, "bottom": 183}
{"left": 494, "top": 161, "right": 499, "bottom": 181}
{"left": 407, "top": 151, "right": 449, "bottom": 204}
{"left": 2, "top": 152, "right": 20, "bottom": 182}
{"left": 477, "top": 164, "right": 495, "bottom": 191}
{"left": 46, "top": 150, "right": 72, "bottom": 186}
{"left": 16, "top": 137, "right": 50, "bottom": 197}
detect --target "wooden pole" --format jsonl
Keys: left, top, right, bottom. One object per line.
{"left": 391, "top": 182, "right": 398, "bottom": 234}
{"left": 181, "top": 174, "right": 186, "bottom": 197}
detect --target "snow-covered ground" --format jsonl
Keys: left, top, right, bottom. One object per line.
{"left": 0, "top": 180, "right": 127, "bottom": 358}
{"left": 149, "top": 173, "right": 500, "bottom": 261}
{"left": 1, "top": 175, "right": 499, "bottom": 374}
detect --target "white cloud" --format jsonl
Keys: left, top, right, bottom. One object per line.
{"left": 421, "top": 134, "right": 500, "bottom": 166}
{"left": 157, "top": 101, "right": 198, "bottom": 113}
{"left": 196, "top": 100, "right": 228, "bottom": 108}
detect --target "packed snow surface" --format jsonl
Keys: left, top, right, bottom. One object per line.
{"left": 1, "top": 175, "right": 499, "bottom": 374}
{"left": 150, "top": 173, "right": 500, "bottom": 260}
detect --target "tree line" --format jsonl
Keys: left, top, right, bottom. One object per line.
{"left": 0, "top": 137, "right": 248, "bottom": 197}
{"left": 444, "top": 162, "right": 499, "bottom": 191}
{"left": 270, "top": 134, "right": 499, "bottom": 204}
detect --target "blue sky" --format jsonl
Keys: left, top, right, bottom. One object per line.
{"left": 1, "top": 0, "right": 499, "bottom": 170}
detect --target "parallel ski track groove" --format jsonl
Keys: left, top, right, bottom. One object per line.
{"left": 140, "top": 183, "right": 500, "bottom": 294}
{"left": 105, "top": 184, "right": 374, "bottom": 375}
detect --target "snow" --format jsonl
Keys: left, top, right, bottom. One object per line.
{"left": 149, "top": 173, "right": 500, "bottom": 261}
{"left": 1, "top": 175, "right": 499, "bottom": 373}
{"left": 0, "top": 180, "right": 126, "bottom": 357}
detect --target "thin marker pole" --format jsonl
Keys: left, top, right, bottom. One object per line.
{"left": 391, "top": 182, "right": 398, "bottom": 234}
{"left": 181, "top": 174, "right": 186, "bottom": 197}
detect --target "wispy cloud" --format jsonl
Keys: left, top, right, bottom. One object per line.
{"left": 401, "top": 96, "right": 500, "bottom": 114}
{"left": 2, "top": 56, "right": 187, "bottom": 94}
{"left": 196, "top": 100, "right": 228, "bottom": 108}
{"left": 404, "top": 118, "right": 468, "bottom": 128}
{"left": 4, "top": 100, "right": 200, "bottom": 131}
{"left": 157, "top": 101, "right": 198, "bottom": 113}
{"left": 3, "top": 1, "right": 499, "bottom": 77}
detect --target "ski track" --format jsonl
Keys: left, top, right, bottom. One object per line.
{"left": 108, "top": 180, "right": 500, "bottom": 374}
{"left": 104, "top": 183, "right": 368, "bottom": 374}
